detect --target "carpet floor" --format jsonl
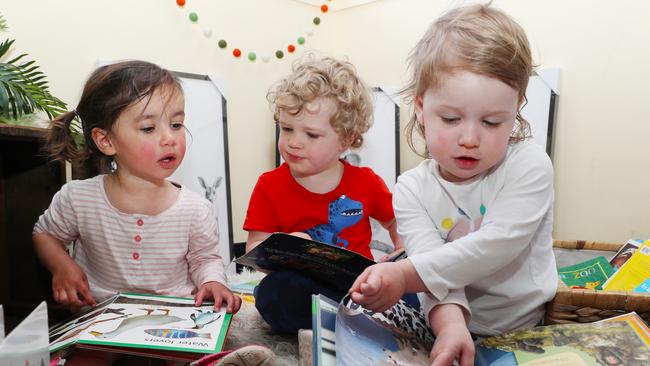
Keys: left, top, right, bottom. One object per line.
{"left": 225, "top": 269, "right": 302, "bottom": 366}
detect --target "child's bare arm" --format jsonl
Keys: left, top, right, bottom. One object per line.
{"left": 246, "top": 230, "right": 311, "bottom": 252}
{"left": 245, "top": 231, "right": 271, "bottom": 253}
{"left": 428, "top": 304, "right": 474, "bottom": 366}
{"left": 33, "top": 232, "right": 96, "bottom": 308}
{"left": 349, "top": 259, "right": 426, "bottom": 311}
{"left": 378, "top": 218, "right": 405, "bottom": 262}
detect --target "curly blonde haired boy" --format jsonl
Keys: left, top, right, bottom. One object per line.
{"left": 244, "top": 55, "right": 404, "bottom": 334}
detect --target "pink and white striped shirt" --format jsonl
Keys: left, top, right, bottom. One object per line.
{"left": 33, "top": 175, "right": 227, "bottom": 302}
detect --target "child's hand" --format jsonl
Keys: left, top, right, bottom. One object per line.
{"left": 51, "top": 261, "right": 96, "bottom": 309}
{"left": 429, "top": 324, "right": 474, "bottom": 366}
{"left": 194, "top": 281, "right": 242, "bottom": 314}
{"left": 428, "top": 304, "right": 474, "bottom": 366}
{"left": 349, "top": 262, "right": 406, "bottom": 312}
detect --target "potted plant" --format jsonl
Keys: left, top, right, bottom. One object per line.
{"left": 0, "top": 13, "right": 68, "bottom": 125}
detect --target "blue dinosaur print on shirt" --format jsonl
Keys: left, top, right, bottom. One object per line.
{"left": 306, "top": 195, "right": 363, "bottom": 248}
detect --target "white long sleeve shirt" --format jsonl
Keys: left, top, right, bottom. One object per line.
{"left": 394, "top": 141, "right": 557, "bottom": 335}
{"left": 33, "top": 175, "right": 227, "bottom": 302}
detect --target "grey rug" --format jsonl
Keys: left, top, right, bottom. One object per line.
{"left": 225, "top": 269, "right": 301, "bottom": 366}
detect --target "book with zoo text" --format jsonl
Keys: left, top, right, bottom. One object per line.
{"left": 48, "top": 293, "right": 232, "bottom": 362}
{"left": 234, "top": 233, "right": 385, "bottom": 291}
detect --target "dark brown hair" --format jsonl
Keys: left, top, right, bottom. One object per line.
{"left": 46, "top": 60, "right": 182, "bottom": 172}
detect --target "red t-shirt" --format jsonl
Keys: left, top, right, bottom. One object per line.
{"left": 243, "top": 161, "right": 394, "bottom": 259}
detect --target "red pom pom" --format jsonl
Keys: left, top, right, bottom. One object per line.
{"left": 176, "top": 0, "right": 186, "bottom": 7}
{"left": 321, "top": 4, "right": 328, "bottom": 13}
{"left": 287, "top": 44, "right": 296, "bottom": 53}
{"left": 233, "top": 48, "right": 242, "bottom": 57}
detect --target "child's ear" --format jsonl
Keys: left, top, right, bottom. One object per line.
{"left": 415, "top": 95, "right": 424, "bottom": 127}
{"left": 339, "top": 134, "right": 355, "bottom": 152}
{"left": 91, "top": 127, "right": 116, "bottom": 156}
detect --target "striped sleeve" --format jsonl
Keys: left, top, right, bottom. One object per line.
{"left": 187, "top": 197, "right": 227, "bottom": 287}
{"left": 33, "top": 181, "right": 80, "bottom": 243}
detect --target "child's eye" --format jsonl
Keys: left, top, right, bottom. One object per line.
{"left": 171, "top": 122, "right": 184, "bottom": 130}
{"left": 306, "top": 133, "right": 320, "bottom": 139}
{"left": 482, "top": 120, "right": 500, "bottom": 127}
{"left": 140, "top": 126, "right": 155, "bottom": 133}
{"left": 281, "top": 127, "right": 293, "bottom": 133}
{"left": 441, "top": 116, "right": 460, "bottom": 123}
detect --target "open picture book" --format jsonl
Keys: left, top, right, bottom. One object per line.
{"left": 312, "top": 292, "right": 650, "bottom": 366}
{"left": 235, "top": 233, "right": 405, "bottom": 291}
{"left": 48, "top": 293, "right": 232, "bottom": 362}
{"left": 475, "top": 312, "right": 650, "bottom": 366}
{"left": 312, "top": 293, "right": 434, "bottom": 366}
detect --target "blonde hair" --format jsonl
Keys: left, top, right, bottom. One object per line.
{"left": 404, "top": 3, "right": 534, "bottom": 157}
{"left": 267, "top": 55, "right": 373, "bottom": 148}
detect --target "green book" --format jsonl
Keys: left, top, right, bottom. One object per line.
{"left": 558, "top": 256, "right": 614, "bottom": 290}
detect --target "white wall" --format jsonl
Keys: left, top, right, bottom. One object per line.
{"left": 3, "top": 0, "right": 650, "bottom": 244}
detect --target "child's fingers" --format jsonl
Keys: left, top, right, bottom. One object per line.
{"left": 194, "top": 288, "right": 206, "bottom": 306}
{"left": 54, "top": 288, "right": 67, "bottom": 305}
{"left": 359, "top": 270, "right": 382, "bottom": 295}
{"left": 65, "top": 287, "right": 83, "bottom": 308}
{"left": 459, "top": 347, "right": 475, "bottom": 366}
{"left": 212, "top": 294, "right": 224, "bottom": 311}
{"left": 349, "top": 267, "right": 372, "bottom": 293}
{"left": 223, "top": 293, "right": 238, "bottom": 312}
{"left": 231, "top": 295, "right": 242, "bottom": 313}
{"left": 78, "top": 285, "right": 96, "bottom": 307}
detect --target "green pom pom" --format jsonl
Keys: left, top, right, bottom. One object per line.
{"left": 218, "top": 40, "right": 227, "bottom": 49}
{"left": 248, "top": 52, "right": 257, "bottom": 61}
{"left": 297, "top": 37, "right": 305, "bottom": 45}
{"left": 189, "top": 12, "right": 198, "bottom": 22}
{"left": 313, "top": 17, "right": 321, "bottom": 25}
{"left": 275, "top": 50, "right": 284, "bottom": 59}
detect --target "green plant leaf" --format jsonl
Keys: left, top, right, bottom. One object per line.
{"left": 0, "top": 37, "right": 67, "bottom": 120}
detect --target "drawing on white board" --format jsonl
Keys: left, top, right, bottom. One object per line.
{"left": 198, "top": 176, "right": 223, "bottom": 204}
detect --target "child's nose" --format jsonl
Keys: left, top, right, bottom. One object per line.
{"left": 160, "top": 127, "right": 176, "bottom": 146}
{"left": 459, "top": 123, "right": 479, "bottom": 148}
{"left": 288, "top": 134, "right": 302, "bottom": 148}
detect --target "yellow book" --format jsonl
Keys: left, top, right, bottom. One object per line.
{"left": 603, "top": 241, "right": 650, "bottom": 291}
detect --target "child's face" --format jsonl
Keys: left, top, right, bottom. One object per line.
{"left": 277, "top": 97, "right": 347, "bottom": 179}
{"left": 416, "top": 71, "right": 519, "bottom": 182}
{"left": 107, "top": 86, "right": 186, "bottom": 182}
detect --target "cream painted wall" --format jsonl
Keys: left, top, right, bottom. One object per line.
{"left": 3, "top": 0, "right": 649, "bottom": 244}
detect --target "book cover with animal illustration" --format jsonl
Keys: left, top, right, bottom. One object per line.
{"left": 603, "top": 241, "right": 650, "bottom": 292}
{"left": 557, "top": 256, "right": 614, "bottom": 290}
{"left": 608, "top": 238, "right": 642, "bottom": 272}
{"left": 475, "top": 320, "right": 650, "bottom": 366}
{"left": 48, "top": 293, "right": 232, "bottom": 361}
{"left": 235, "top": 233, "right": 378, "bottom": 291}
{"left": 334, "top": 294, "right": 434, "bottom": 366}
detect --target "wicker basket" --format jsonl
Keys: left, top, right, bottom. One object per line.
{"left": 545, "top": 239, "right": 650, "bottom": 325}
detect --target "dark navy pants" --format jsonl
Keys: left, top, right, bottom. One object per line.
{"left": 254, "top": 271, "right": 346, "bottom": 334}
{"left": 254, "top": 270, "right": 420, "bottom": 334}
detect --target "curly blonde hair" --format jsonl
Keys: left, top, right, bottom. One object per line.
{"left": 403, "top": 3, "right": 534, "bottom": 157}
{"left": 267, "top": 55, "right": 373, "bottom": 148}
